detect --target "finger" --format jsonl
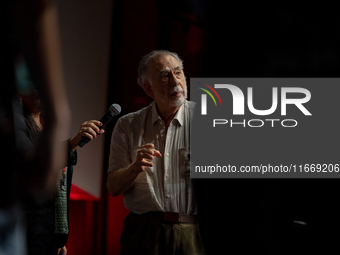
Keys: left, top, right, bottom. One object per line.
{"left": 152, "top": 149, "right": 162, "bottom": 157}
{"left": 79, "top": 127, "right": 96, "bottom": 140}
{"left": 139, "top": 147, "right": 161, "bottom": 158}
{"left": 81, "top": 126, "right": 98, "bottom": 138}
{"left": 138, "top": 145, "right": 161, "bottom": 157}
{"left": 83, "top": 122, "right": 102, "bottom": 134}
{"left": 141, "top": 143, "right": 155, "bottom": 149}
{"left": 89, "top": 120, "right": 103, "bottom": 127}
{"left": 137, "top": 150, "right": 155, "bottom": 161}
{"left": 82, "top": 127, "right": 105, "bottom": 138}
{"left": 140, "top": 158, "right": 154, "bottom": 167}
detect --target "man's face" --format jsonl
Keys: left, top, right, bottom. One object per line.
{"left": 145, "top": 54, "right": 187, "bottom": 109}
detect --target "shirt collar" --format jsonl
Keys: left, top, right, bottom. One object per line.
{"left": 151, "top": 100, "right": 186, "bottom": 126}
{"left": 151, "top": 102, "right": 161, "bottom": 125}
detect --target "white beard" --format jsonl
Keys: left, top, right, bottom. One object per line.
{"left": 169, "top": 85, "right": 187, "bottom": 107}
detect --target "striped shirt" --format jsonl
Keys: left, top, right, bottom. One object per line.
{"left": 108, "top": 100, "right": 196, "bottom": 215}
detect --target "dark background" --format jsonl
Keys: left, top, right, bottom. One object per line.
{"left": 62, "top": 1, "right": 340, "bottom": 254}
{"left": 190, "top": 4, "right": 340, "bottom": 255}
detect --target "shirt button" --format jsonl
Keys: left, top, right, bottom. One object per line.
{"left": 166, "top": 195, "right": 171, "bottom": 198}
{"left": 165, "top": 174, "right": 170, "bottom": 178}
{"left": 166, "top": 153, "right": 169, "bottom": 157}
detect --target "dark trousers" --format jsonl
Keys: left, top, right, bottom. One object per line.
{"left": 120, "top": 212, "right": 206, "bottom": 255}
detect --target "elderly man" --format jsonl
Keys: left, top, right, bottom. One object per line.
{"left": 107, "top": 50, "right": 205, "bottom": 255}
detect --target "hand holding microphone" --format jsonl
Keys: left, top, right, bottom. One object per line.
{"left": 69, "top": 104, "right": 121, "bottom": 150}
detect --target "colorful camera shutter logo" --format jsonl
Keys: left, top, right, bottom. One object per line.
{"left": 197, "top": 82, "right": 222, "bottom": 115}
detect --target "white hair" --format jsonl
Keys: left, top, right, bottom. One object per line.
{"left": 137, "top": 50, "right": 184, "bottom": 87}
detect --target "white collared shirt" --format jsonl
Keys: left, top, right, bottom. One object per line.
{"left": 108, "top": 100, "right": 196, "bottom": 215}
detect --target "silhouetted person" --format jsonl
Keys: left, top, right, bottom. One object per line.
{"left": 1, "top": 0, "right": 70, "bottom": 254}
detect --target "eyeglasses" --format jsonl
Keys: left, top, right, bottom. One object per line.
{"left": 160, "top": 69, "right": 184, "bottom": 82}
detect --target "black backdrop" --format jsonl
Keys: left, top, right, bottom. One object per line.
{"left": 194, "top": 4, "right": 340, "bottom": 255}
{"left": 106, "top": 2, "right": 340, "bottom": 254}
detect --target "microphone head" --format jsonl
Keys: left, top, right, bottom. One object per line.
{"left": 109, "top": 103, "right": 121, "bottom": 115}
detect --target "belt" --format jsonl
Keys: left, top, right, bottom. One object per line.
{"left": 139, "top": 211, "right": 197, "bottom": 224}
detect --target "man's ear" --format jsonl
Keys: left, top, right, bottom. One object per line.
{"left": 143, "top": 81, "right": 154, "bottom": 99}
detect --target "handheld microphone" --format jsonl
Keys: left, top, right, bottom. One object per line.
{"left": 78, "top": 103, "right": 121, "bottom": 147}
